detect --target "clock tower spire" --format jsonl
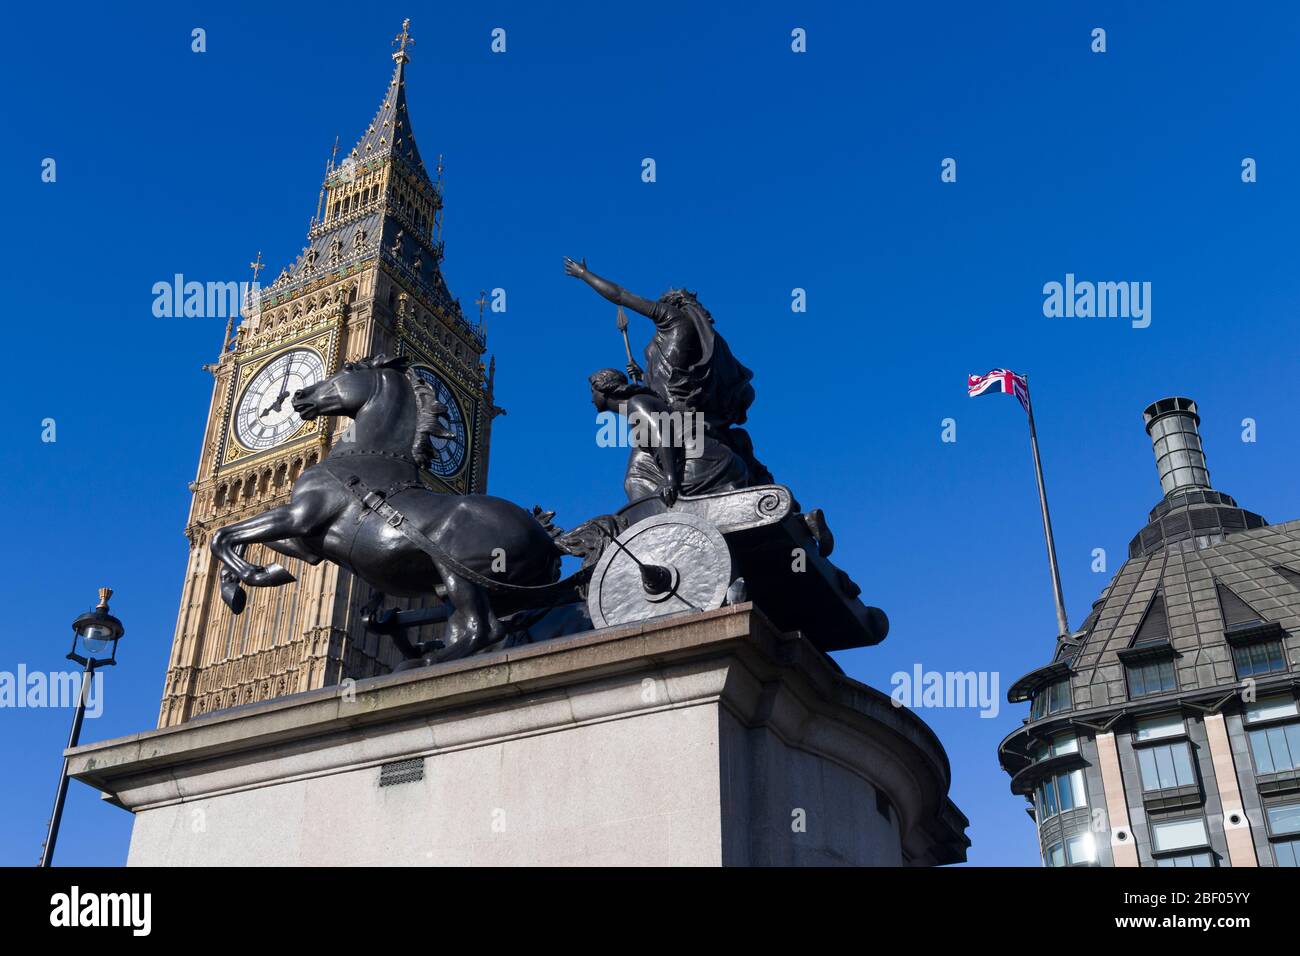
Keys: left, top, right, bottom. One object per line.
{"left": 392, "top": 17, "right": 415, "bottom": 64}
{"left": 159, "top": 21, "right": 497, "bottom": 726}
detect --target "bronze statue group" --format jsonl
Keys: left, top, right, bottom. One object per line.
{"left": 209, "top": 258, "right": 860, "bottom": 668}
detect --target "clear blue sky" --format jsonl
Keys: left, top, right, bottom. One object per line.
{"left": 2, "top": 1, "right": 1298, "bottom": 866}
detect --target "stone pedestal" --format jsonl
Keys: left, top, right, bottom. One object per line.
{"left": 68, "top": 605, "right": 969, "bottom": 866}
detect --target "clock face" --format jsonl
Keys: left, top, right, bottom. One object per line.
{"left": 234, "top": 349, "right": 326, "bottom": 450}
{"left": 412, "top": 365, "right": 468, "bottom": 477}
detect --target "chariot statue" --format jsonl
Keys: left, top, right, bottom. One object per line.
{"left": 210, "top": 260, "right": 887, "bottom": 671}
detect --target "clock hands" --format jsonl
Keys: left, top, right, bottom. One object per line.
{"left": 260, "top": 389, "right": 293, "bottom": 418}
{"left": 236, "top": 350, "right": 325, "bottom": 449}
{"left": 256, "top": 361, "right": 295, "bottom": 416}
{"left": 260, "top": 362, "right": 298, "bottom": 418}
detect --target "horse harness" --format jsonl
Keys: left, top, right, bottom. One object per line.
{"left": 330, "top": 468, "right": 590, "bottom": 600}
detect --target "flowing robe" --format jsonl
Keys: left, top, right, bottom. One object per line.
{"left": 640, "top": 298, "right": 772, "bottom": 485}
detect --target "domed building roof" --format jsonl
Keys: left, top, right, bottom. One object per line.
{"left": 999, "top": 397, "right": 1300, "bottom": 868}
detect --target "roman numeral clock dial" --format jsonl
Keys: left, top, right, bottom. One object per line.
{"left": 412, "top": 365, "right": 468, "bottom": 478}
{"left": 234, "top": 349, "right": 326, "bottom": 450}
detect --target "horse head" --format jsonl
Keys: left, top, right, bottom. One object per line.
{"left": 292, "top": 353, "right": 451, "bottom": 467}
{"left": 292, "top": 353, "right": 409, "bottom": 422}
{"left": 213, "top": 350, "right": 569, "bottom": 664}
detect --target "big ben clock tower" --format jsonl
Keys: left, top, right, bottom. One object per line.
{"left": 159, "top": 21, "right": 498, "bottom": 727}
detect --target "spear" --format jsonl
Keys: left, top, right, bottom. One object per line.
{"left": 615, "top": 306, "right": 640, "bottom": 382}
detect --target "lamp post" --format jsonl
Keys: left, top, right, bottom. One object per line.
{"left": 38, "top": 587, "right": 124, "bottom": 867}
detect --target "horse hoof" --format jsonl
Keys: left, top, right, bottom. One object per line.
{"left": 221, "top": 578, "right": 247, "bottom": 615}
{"left": 248, "top": 563, "right": 296, "bottom": 587}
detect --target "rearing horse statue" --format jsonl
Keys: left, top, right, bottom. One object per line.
{"left": 210, "top": 355, "right": 570, "bottom": 664}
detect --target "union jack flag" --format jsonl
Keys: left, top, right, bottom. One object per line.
{"left": 968, "top": 368, "right": 1029, "bottom": 411}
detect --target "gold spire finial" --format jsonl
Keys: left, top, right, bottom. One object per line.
{"left": 475, "top": 289, "right": 489, "bottom": 336}
{"left": 392, "top": 18, "right": 415, "bottom": 63}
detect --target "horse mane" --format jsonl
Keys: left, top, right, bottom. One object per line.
{"left": 406, "top": 367, "right": 447, "bottom": 468}
{"left": 347, "top": 354, "right": 445, "bottom": 468}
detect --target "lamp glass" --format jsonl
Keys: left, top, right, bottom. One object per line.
{"left": 79, "top": 623, "right": 115, "bottom": 656}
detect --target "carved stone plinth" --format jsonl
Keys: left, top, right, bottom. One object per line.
{"left": 68, "top": 606, "right": 968, "bottom": 866}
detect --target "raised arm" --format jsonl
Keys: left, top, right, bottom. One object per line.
{"left": 564, "top": 257, "right": 661, "bottom": 320}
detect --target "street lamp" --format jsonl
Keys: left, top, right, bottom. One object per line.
{"left": 39, "top": 587, "right": 124, "bottom": 867}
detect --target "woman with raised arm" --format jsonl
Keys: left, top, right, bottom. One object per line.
{"left": 565, "top": 256, "right": 773, "bottom": 485}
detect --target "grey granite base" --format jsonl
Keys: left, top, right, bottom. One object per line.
{"left": 68, "top": 605, "right": 968, "bottom": 866}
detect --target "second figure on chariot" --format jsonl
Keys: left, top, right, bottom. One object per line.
{"left": 564, "top": 257, "right": 775, "bottom": 503}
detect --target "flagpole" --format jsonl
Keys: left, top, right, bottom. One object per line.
{"left": 1023, "top": 377, "right": 1071, "bottom": 638}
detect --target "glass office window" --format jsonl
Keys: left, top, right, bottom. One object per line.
{"left": 1127, "top": 659, "right": 1177, "bottom": 698}
{"left": 1137, "top": 741, "right": 1197, "bottom": 791}
{"left": 1151, "top": 817, "right": 1209, "bottom": 853}
{"left": 1045, "top": 842, "right": 1066, "bottom": 867}
{"left": 1053, "top": 735, "right": 1080, "bottom": 756}
{"left": 1273, "top": 839, "right": 1300, "bottom": 867}
{"left": 1053, "top": 773, "right": 1073, "bottom": 813}
{"left": 1248, "top": 723, "right": 1300, "bottom": 775}
{"left": 1245, "top": 695, "right": 1298, "bottom": 724}
{"left": 1232, "top": 640, "right": 1287, "bottom": 678}
{"left": 1154, "top": 852, "right": 1215, "bottom": 868}
{"left": 1038, "top": 777, "right": 1058, "bottom": 818}
{"left": 1031, "top": 679, "right": 1072, "bottom": 720}
{"left": 1134, "top": 713, "right": 1184, "bottom": 742}
{"left": 1066, "top": 833, "right": 1096, "bottom": 865}
{"left": 1035, "top": 769, "right": 1087, "bottom": 821}
{"left": 1265, "top": 802, "right": 1300, "bottom": 838}
{"left": 1032, "top": 734, "right": 1079, "bottom": 762}
{"left": 1059, "top": 769, "right": 1086, "bottom": 812}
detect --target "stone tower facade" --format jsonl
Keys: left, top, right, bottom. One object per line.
{"left": 159, "top": 22, "right": 496, "bottom": 727}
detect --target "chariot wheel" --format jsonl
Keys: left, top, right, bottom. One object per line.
{"left": 587, "top": 512, "right": 733, "bottom": 629}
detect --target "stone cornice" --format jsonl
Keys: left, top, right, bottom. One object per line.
{"left": 68, "top": 605, "right": 968, "bottom": 863}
